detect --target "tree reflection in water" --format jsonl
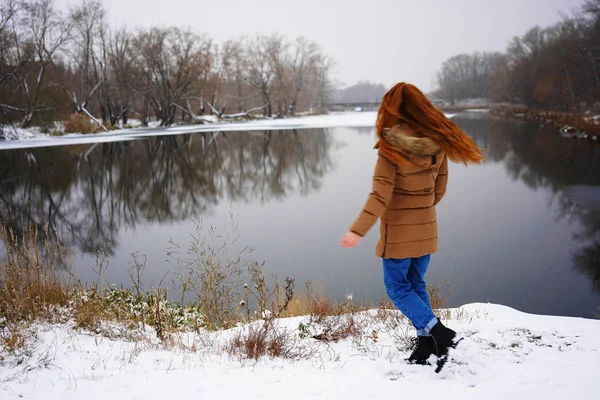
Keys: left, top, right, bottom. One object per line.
{"left": 0, "top": 128, "right": 334, "bottom": 256}
{"left": 455, "top": 113, "right": 600, "bottom": 295}
{"left": 1, "top": 115, "right": 599, "bottom": 300}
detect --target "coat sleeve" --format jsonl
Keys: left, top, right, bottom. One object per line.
{"left": 349, "top": 153, "right": 396, "bottom": 237}
{"left": 433, "top": 154, "right": 448, "bottom": 206}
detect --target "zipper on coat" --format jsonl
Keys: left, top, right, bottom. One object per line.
{"left": 382, "top": 223, "right": 388, "bottom": 257}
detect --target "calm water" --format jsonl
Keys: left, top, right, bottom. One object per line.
{"left": 1, "top": 112, "right": 599, "bottom": 318}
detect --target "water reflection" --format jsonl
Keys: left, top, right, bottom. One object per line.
{"left": 455, "top": 113, "right": 600, "bottom": 299}
{"left": 567, "top": 186, "right": 600, "bottom": 293}
{"left": 0, "top": 129, "right": 334, "bottom": 255}
{"left": 1, "top": 115, "right": 599, "bottom": 316}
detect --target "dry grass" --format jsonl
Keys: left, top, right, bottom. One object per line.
{"left": 0, "top": 217, "right": 72, "bottom": 323}
{"left": 239, "top": 261, "right": 295, "bottom": 321}
{"left": 304, "top": 314, "right": 362, "bottom": 343}
{"left": 224, "top": 319, "right": 309, "bottom": 361}
{"left": 1, "top": 211, "right": 456, "bottom": 362}
{"left": 428, "top": 283, "right": 450, "bottom": 311}
{"left": 0, "top": 214, "right": 206, "bottom": 352}
{"left": 0, "top": 322, "right": 28, "bottom": 359}
{"left": 1, "top": 214, "right": 303, "bottom": 357}
{"left": 281, "top": 281, "right": 448, "bottom": 321}
{"left": 63, "top": 113, "right": 98, "bottom": 134}
{"left": 279, "top": 280, "right": 450, "bottom": 347}
{"left": 279, "top": 281, "right": 366, "bottom": 320}
{"left": 0, "top": 217, "right": 72, "bottom": 359}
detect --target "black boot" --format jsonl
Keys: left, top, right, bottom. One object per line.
{"left": 407, "top": 336, "right": 436, "bottom": 365}
{"left": 430, "top": 321, "right": 461, "bottom": 373}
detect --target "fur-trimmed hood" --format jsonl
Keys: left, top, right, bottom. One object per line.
{"left": 380, "top": 124, "right": 441, "bottom": 157}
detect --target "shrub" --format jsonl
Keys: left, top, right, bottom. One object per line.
{"left": 225, "top": 319, "right": 313, "bottom": 361}
{"left": 168, "top": 217, "right": 294, "bottom": 331}
{"left": 63, "top": 113, "right": 97, "bottom": 134}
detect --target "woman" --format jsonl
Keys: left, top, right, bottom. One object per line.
{"left": 341, "top": 82, "right": 484, "bottom": 372}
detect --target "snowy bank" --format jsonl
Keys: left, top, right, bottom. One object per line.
{"left": 0, "top": 112, "right": 457, "bottom": 151}
{"left": 1, "top": 303, "right": 599, "bottom": 400}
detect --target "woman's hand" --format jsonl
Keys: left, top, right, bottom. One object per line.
{"left": 341, "top": 231, "right": 362, "bottom": 248}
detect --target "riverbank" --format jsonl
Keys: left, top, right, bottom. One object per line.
{"left": 0, "top": 111, "right": 465, "bottom": 150}
{"left": 0, "top": 112, "right": 384, "bottom": 150}
{"left": 490, "top": 105, "right": 600, "bottom": 141}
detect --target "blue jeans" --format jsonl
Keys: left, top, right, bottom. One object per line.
{"left": 382, "top": 255, "right": 438, "bottom": 336}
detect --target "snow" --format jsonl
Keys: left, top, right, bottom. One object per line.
{"left": 0, "top": 112, "right": 457, "bottom": 151}
{"left": 464, "top": 109, "right": 490, "bottom": 113}
{"left": 0, "top": 126, "right": 50, "bottom": 141}
{"left": 114, "top": 119, "right": 144, "bottom": 129}
{"left": 1, "top": 303, "right": 599, "bottom": 399}
{"left": 586, "top": 115, "right": 600, "bottom": 124}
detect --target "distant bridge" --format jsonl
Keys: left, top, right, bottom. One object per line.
{"left": 326, "top": 101, "right": 381, "bottom": 111}
{"left": 326, "top": 99, "right": 487, "bottom": 112}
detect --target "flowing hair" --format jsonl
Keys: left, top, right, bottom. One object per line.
{"left": 375, "top": 82, "right": 484, "bottom": 165}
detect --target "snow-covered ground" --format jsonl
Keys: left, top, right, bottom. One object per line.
{"left": 0, "top": 112, "right": 457, "bottom": 151}
{"left": 1, "top": 303, "right": 598, "bottom": 399}
{"left": 0, "top": 112, "right": 376, "bottom": 150}
{"left": 0, "top": 126, "right": 51, "bottom": 141}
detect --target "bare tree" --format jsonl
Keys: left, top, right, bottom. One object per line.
{"left": 201, "top": 43, "right": 226, "bottom": 117}
{"left": 437, "top": 52, "right": 504, "bottom": 104}
{"left": 288, "top": 37, "right": 320, "bottom": 115}
{"left": 19, "top": 0, "right": 72, "bottom": 127}
{"left": 584, "top": 0, "right": 600, "bottom": 15}
{"left": 244, "top": 34, "right": 277, "bottom": 117}
{"left": 1, "top": 1, "right": 334, "bottom": 130}
{"left": 221, "top": 38, "right": 249, "bottom": 113}
{"left": 437, "top": 1, "right": 600, "bottom": 112}
{"left": 312, "top": 55, "right": 334, "bottom": 112}
{"left": 0, "top": 0, "right": 22, "bottom": 124}
{"left": 108, "top": 27, "right": 135, "bottom": 125}
{"left": 133, "top": 27, "right": 211, "bottom": 126}
{"left": 267, "top": 34, "right": 290, "bottom": 116}
{"left": 0, "top": 0, "right": 19, "bottom": 83}
{"left": 69, "top": 0, "right": 108, "bottom": 127}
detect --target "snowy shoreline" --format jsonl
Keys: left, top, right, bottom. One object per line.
{"left": 1, "top": 303, "right": 599, "bottom": 400}
{"left": 0, "top": 112, "right": 377, "bottom": 150}
{"left": 0, "top": 112, "right": 457, "bottom": 151}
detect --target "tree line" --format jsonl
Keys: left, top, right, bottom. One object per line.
{"left": 436, "top": 0, "right": 600, "bottom": 111}
{"left": 0, "top": 0, "right": 335, "bottom": 131}
{"left": 332, "top": 81, "right": 388, "bottom": 104}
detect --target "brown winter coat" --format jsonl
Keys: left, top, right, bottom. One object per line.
{"left": 349, "top": 124, "right": 448, "bottom": 259}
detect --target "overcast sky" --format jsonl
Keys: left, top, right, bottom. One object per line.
{"left": 57, "top": 0, "right": 584, "bottom": 91}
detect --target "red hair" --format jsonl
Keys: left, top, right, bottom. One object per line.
{"left": 375, "top": 82, "right": 484, "bottom": 165}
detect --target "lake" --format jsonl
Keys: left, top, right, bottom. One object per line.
{"left": 1, "top": 111, "right": 599, "bottom": 318}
